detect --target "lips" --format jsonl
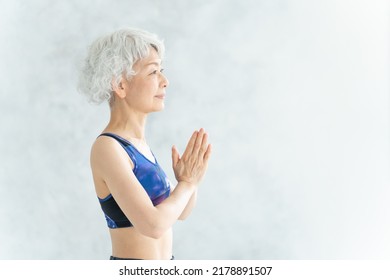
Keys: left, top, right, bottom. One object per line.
{"left": 155, "top": 94, "right": 166, "bottom": 99}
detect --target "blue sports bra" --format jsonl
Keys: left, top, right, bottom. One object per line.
{"left": 97, "top": 133, "right": 171, "bottom": 229}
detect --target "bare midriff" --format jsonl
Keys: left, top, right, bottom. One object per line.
{"left": 109, "top": 227, "right": 173, "bottom": 260}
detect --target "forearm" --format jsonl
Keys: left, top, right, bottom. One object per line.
{"left": 178, "top": 189, "right": 197, "bottom": 220}
{"left": 150, "top": 181, "right": 196, "bottom": 236}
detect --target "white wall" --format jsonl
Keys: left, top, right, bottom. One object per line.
{"left": 0, "top": 0, "right": 388, "bottom": 259}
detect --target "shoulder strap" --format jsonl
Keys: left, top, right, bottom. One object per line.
{"left": 98, "top": 133, "right": 128, "bottom": 145}
{"left": 98, "top": 133, "right": 137, "bottom": 169}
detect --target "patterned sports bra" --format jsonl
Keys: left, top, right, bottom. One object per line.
{"left": 97, "top": 133, "right": 171, "bottom": 229}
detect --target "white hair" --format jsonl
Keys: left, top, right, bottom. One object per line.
{"left": 78, "top": 28, "right": 165, "bottom": 105}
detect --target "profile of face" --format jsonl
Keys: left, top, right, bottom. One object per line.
{"left": 114, "top": 47, "right": 169, "bottom": 113}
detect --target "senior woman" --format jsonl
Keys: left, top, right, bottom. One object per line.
{"left": 78, "top": 28, "right": 211, "bottom": 260}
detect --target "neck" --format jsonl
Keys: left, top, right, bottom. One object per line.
{"left": 104, "top": 103, "right": 148, "bottom": 141}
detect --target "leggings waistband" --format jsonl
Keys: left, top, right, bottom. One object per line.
{"left": 110, "top": 255, "right": 175, "bottom": 260}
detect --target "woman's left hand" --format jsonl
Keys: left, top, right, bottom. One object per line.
{"left": 171, "top": 128, "right": 212, "bottom": 186}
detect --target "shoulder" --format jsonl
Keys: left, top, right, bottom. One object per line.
{"left": 90, "top": 135, "right": 134, "bottom": 172}
{"left": 91, "top": 135, "right": 121, "bottom": 162}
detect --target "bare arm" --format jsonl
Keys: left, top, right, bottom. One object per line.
{"left": 178, "top": 189, "right": 197, "bottom": 220}
{"left": 91, "top": 129, "right": 211, "bottom": 239}
{"left": 171, "top": 128, "right": 211, "bottom": 220}
{"left": 170, "top": 183, "right": 198, "bottom": 220}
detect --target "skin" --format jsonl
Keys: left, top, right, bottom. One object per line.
{"left": 90, "top": 47, "right": 212, "bottom": 260}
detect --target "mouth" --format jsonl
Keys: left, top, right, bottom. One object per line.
{"left": 154, "top": 94, "right": 166, "bottom": 99}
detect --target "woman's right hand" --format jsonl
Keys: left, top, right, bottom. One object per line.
{"left": 171, "top": 128, "right": 212, "bottom": 186}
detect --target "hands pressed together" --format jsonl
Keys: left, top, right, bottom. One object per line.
{"left": 171, "top": 128, "right": 212, "bottom": 186}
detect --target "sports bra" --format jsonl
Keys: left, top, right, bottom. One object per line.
{"left": 97, "top": 133, "right": 171, "bottom": 229}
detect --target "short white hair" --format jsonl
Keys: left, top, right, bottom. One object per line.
{"left": 78, "top": 28, "right": 165, "bottom": 105}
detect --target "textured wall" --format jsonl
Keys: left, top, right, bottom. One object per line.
{"left": 0, "top": 0, "right": 389, "bottom": 259}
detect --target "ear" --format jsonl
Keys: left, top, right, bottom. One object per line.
{"left": 111, "top": 77, "right": 127, "bottom": 99}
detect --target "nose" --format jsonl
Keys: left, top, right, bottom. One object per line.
{"left": 160, "top": 72, "right": 169, "bottom": 88}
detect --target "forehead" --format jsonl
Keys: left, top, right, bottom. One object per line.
{"left": 137, "top": 47, "right": 161, "bottom": 68}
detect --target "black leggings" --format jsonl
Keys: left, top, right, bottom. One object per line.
{"left": 110, "top": 256, "right": 175, "bottom": 260}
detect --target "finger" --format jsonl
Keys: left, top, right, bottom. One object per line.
{"left": 182, "top": 130, "right": 198, "bottom": 159}
{"left": 199, "top": 132, "right": 208, "bottom": 156}
{"left": 191, "top": 128, "right": 205, "bottom": 155}
{"left": 171, "top": 145, "right": 180, "bottom": 167}
{"left": 203, "top": 144, "right": 212, "bottom": 162}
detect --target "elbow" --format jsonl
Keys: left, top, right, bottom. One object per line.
{"left": 137, "top": 222, "right": 167, "bottom": 240}
{"left": 178, "top": 209, "right": 193, "bottom": 221}
{"left": 178, "top": 214, "right": 188, "bottom": 221}
{"left": 145, "top": 228, "right": 165, "bottom": 239}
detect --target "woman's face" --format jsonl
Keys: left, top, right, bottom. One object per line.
{"left": 121, "top": 47, "right": 169, "bottom": 113}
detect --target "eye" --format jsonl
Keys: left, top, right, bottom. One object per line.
{"left": 150, "top": 68, "right": 164, "bottom": 75}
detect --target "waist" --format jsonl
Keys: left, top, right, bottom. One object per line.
{"left": 109, "top": 227, "right": 173, "bottom": 260}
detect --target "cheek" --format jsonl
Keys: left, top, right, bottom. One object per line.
{"left": 144, "top": 79, "right": 159, "bottom": 93}
{"left": 128, "top": 77, "right": 159, "bottom": 100}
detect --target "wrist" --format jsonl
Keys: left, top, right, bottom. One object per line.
{"left": 178, "top": 180, "right": 197, "bottom": 189}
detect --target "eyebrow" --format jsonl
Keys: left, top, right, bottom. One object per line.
{"left": 145, "top": 61, "right": 161, "bottom": 67}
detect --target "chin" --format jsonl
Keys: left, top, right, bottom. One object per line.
{"left": 151, "top": 104, "right": 165, "bottom": 113}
